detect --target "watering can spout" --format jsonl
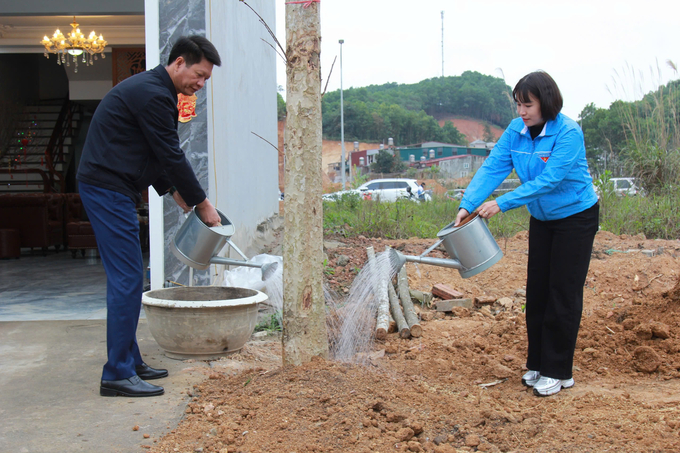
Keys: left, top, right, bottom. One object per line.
{"left": 260, "top": 261, "right": 279, "bottom": 281}
{"left": 209, "top": 256, "right": 279, "bottom": 281}
{"left": 389, "top": 249, "right": 462, "bottom": 271}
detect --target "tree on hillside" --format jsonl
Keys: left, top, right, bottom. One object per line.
{"left": 483, "top": 124, "right": 495, "bottom": 142}
{"left": 441, "top": 121, "right": 466, "bottom": 145}
{"left": 321, "top": 71, "right": 514, "bottom": 144}
{"left": 579, "top": 102, "right": 627, "bottom": 177}
{"left": 371, "top": 150, "right": 403, "bottom": 174}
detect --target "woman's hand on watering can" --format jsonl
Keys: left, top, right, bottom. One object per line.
{"left": 477, "top": 201, "right": 500, "bottom": 220}
{"left": 171, "top": 190, "right": 191, "bottom": 213}
{"left": 454, "top": 208, "right": 469, "bottom": 227}
{"left": 195, "top": 198, "right": 222, "bottom": 226}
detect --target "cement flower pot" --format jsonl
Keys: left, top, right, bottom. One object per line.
{"left": 142, "top": 286, "right": 267, "bottom": 359}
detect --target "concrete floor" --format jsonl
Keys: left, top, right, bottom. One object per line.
{"left": 0, "top": 249, "right": 211, "bottom": 452}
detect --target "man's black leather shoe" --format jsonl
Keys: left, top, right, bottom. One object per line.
{"left": 135, "top": 363, "right": 168, "bottom": 380}
{"left": 100, "top": 375, "right": 164, "bottom": 397}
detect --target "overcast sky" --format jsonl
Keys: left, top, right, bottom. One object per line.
{"left": 274, "top": 0, "right": 679, "bottom": 121}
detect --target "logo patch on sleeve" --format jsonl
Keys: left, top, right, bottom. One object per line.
{"left": 540, "top": 156, "right": 550, "bottom": 163}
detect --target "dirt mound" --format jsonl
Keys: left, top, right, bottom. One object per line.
{"left": 149, "top": 232, "right": 680, "bottom": 453}
{"left": 437, "top": 116, "right": 504, "bottom": 143}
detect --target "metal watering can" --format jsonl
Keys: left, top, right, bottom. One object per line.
{"left": 170, "top": 209, "right": 278, "bottom": 281}
{"left": 389, "top": 212, "right": 503, "bottom": 279}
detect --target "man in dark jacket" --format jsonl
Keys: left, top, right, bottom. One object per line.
{"left": 77, "top": 36, "right": 222, "bottom": 397}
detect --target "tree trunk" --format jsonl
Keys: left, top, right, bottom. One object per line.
{"left": 282, "top": 2, "right": 328, "bottom": 366}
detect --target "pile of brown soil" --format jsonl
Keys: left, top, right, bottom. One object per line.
{"left": 149, "top": 232, "right": 680, "bottom": 453}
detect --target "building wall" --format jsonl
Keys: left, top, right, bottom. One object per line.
{"left": 0, "top": 0, "right": 143, "bottom": 14}
{"left": 397, "top": 146, "right": 488, "bottom": 163}
{"left": 146, "top": 0, "right": 277, "bottom": 287}
{"left": 438, "top": 155, "right": 487, "bottom": 179}
{"left": 350, "top": 150, "right": 367, "bottom": 168}
{"left": 65, "top": 54, "right": 113, "bottom": 100}
{"left": 206, "top": 0, "right": 278, "bottom": 258}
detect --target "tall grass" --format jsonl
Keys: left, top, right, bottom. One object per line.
{"left": 323, "top": 194, "right": 530, "bottom": 240}
{"left": 324, "top": 192, "right": 680, "bottom": 240}
{"left": 597, "top": 189, "right": 680, "bottom": 239}
{"left": 609, "top": 61, "right": 680, "bottom": 194}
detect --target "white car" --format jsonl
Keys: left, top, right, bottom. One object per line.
{"left": 323, "top": 178, "right": 427, "bottom": 202}
{"left": 596, "top": 177, "right": 645, "bottom": 197}
{"left": 610, "top": 177, "right": 644, "bottom": 196}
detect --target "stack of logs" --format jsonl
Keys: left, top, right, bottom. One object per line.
{"left": 368, "top": 246, "right": 422, "bottom": 340}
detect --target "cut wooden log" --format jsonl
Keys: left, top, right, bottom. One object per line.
{"left": 368, "top": 246, "right": 390, "bottom": 340}
{"left": 387, "top": 280, "right": 410, "bottom": 338}
{"left": 397, "top": 266, "right": 423, "bottom": 337}
{"left": 388, "top": 313, "right": 397, "bottom": 334}
{"left": 409, "top": 289, "right": 433, "bottom": 307}
{"left": 432, "top": 283, "right": 464, "bottom": 300}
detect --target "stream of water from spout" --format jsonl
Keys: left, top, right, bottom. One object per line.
{"left": 222, "top": 250, "right": 400, "bottom": 365}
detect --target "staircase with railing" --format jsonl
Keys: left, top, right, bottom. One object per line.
{"left": 0, "top": 97, "right": 81, "bottom": 193}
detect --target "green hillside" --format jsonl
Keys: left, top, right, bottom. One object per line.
{"left": 320, "top": 71, "right": 515, "bottom": 146}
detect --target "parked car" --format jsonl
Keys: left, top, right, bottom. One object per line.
{"left": 323, "top": 178, "right": 427, "bottom": 202}
{"left": 595, "top": 177, "right": 645, "bottom": 197}
{"left": 610, "top": 177, "right": 644, "bottom": 196}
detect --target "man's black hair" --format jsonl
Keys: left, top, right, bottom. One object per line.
{"left": 168, "top": 35, "right": 221, "bottom": 67}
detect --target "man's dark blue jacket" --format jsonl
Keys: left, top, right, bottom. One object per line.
{"left": 77, "top": 65, "right": 206, "bottom": 206}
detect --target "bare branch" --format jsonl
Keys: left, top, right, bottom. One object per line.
{"left": 260, "top": 38, "right": 287, "bottom": 64}
{"left": 240, "top": 0, "right": 287, "bottom": 63}
{"left": 251, "top": 131, "right": 280, "bottom": 153}
{"left": 322, "top": 56, "right": 337, "bottom": 98}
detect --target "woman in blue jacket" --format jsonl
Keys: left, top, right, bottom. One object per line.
{"left": 454, "top": 71, "right": 599, "bottom": 397}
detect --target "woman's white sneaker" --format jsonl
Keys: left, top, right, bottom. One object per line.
{"left": 521, "top": 370, "right": 541, "bottom": 387}
{"left": 532, "top": 376, "right": 575, "bottom": 396}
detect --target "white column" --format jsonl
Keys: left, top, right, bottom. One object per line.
{"left": 144, "top": 0, "right": 164, "bottom": 290}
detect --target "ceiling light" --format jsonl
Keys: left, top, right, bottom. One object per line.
{"left": 41, "top": 17, "right": 107, "bottom": 72}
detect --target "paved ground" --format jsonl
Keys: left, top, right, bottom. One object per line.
{"left": 0, "top": 216, "right": 284, "bottom": 452}
{"left": 0, "top": 250, "right": 210, "bottom": 452}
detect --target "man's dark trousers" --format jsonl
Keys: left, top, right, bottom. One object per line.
{"left": 525, "top": 203, "right": 599, "bottom": 380}
{"left": 79, "top": 182, "right": 144, "bottom": 381}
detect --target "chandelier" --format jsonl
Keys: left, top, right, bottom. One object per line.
{"left": 41, "top": 17, "right": 107, "bottom": 72}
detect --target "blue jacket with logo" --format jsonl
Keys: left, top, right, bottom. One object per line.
{"left": 460, "top": 113, "right": 598, "bottom": 221}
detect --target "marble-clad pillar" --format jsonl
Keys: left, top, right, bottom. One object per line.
{"left": 159, "top": 0, "right": 211, "bottom": 286}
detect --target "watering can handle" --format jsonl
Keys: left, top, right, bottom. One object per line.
{"left": 420, "top": 239, "right": 444, "bottom": 258}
